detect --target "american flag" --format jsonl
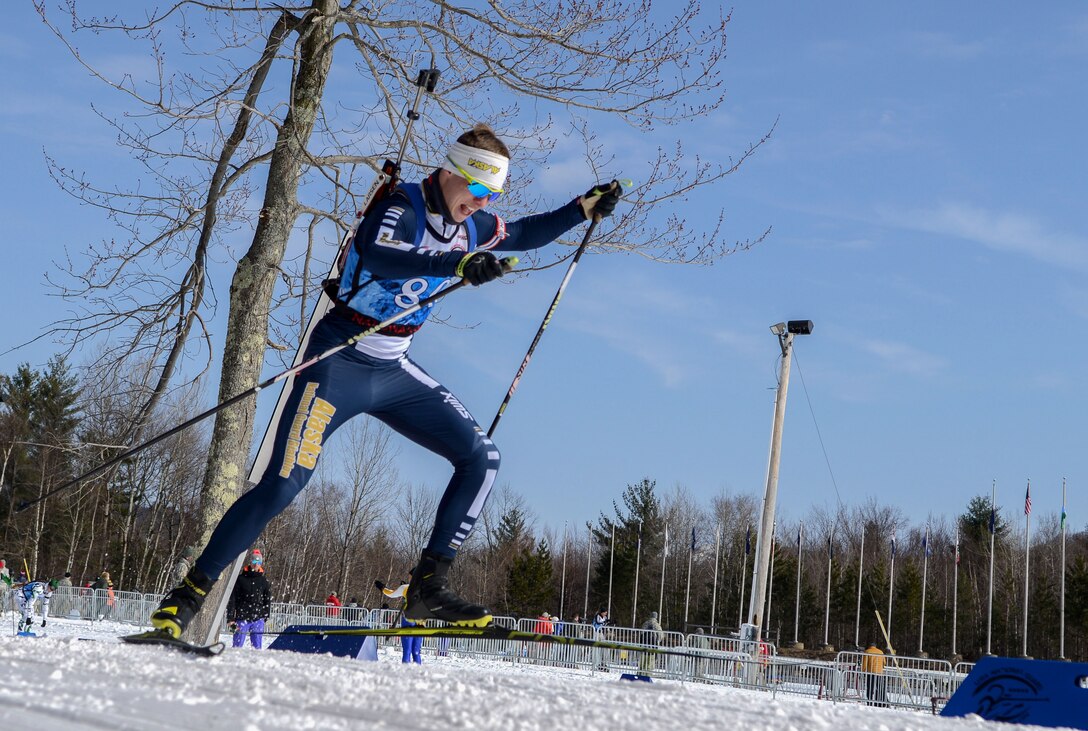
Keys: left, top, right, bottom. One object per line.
{"left": 1024, "top": 484, "right": 1032, "bottom": 516}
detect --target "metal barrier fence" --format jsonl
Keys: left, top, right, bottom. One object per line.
{"left": 834, "top": 650, "right": 962, "bottom": 713}
{"left": 0, "top": 584, "right": 968, "bottom": 715}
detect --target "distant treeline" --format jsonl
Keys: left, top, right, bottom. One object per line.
{"left": 2, "top": 357, "right": 1084, "bottom": 661}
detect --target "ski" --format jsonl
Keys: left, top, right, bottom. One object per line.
{"left": 121, "top": 630, "right": 225, "bottom": 657}
{"left": 288, "top": 625, "right": 705, "bottom": 661}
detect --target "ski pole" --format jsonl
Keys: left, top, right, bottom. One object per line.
{"left": 16, "top": 258, "right": 516, "bottom": 513}
{"left": 486, "top": 179, "right": 629, "bottom": 437}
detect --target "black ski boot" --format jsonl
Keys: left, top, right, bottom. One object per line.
{"left": 150, "top": 567, "right": 214, "bottom": 639}
{"left": 404, "top": 551, "right": 492, "bottom": 626}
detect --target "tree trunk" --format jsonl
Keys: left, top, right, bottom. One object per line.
{"left": 189, "top": 0, "right": 338, "bottom": 642}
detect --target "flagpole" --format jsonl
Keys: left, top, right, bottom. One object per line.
{"left": 854, "top": 529, "right": 865, "bottom": 649}
{"left": 1060, "top": 477, "right": 1067, "bottom": 660}
{"left": 823, "top": 527, "right": 833, "bottom": 648}
{"left": 887, "top": 531, "right": 896, "bottom": 652}
{"left": 739, "top": 524, "right": 749, "bottom": 628}
{"left": 986, "top": 480, "right": 996, "bottom": 655}
{"left": 711, "top": 524, "right": 721, "bottom": 634}
{"left": 659, "top": 524, "right": 669, "bottom": 618}
{"left": 919, "top": 524, "right": 929, "bottom": 656}
{"left": 793, "top": 521, "right": 803, "bottom": 646}
{"left": 584, "top": 523, "right": 592, "bottom": 620}
{"left": 632, "top": 520, "right": 642, "bottom": 627}
{"left": 684, "top": 527, "right": 695, "bottom": 630}
{"left": 1022, "top": 479, "right": 1031, "bottom": 658}
{"left": 952, "top": 524, "right": 959, "bottom": 657}
{"left": 765, "top": 522, "right": 777, "bottom": 635}
{"left": 560, "top": 522, "right": 568, "bottom": 620}
{"left": 607, "top": 523, "right": 616, "bottom": 617}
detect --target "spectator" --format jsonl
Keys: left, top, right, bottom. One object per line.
{"left": 592, "top": 608, "right": 609, "bottom": 637}
{"left": 641, "top": 611, "right": 664, "bottom": 642}
{"left": 326, "top": 591, "right": 342, "bottom": 618}
{"left": 171, "top": 546, "right": 196, "bottom": 587}
{"left": 91, "top": 571, "right": 114, "bottom": 620}
{"left": 861, "top": 642, "right": 887, "bottom": 707}
{"left": 534, "top": 612, "right": 555, "bottom": 635}
{"left": 227, "top": 550, "right": 272, "bottom": 650}
{"left": 692, "top": 627, "right": 709, "bottom": 680}
{"left": 375, "top": 579, "right": 422, "bottom": 664}
{"left": 592, "top": 607, "right": 611, "bottom": 671}
{"left": 0, "top": 559, "right": 10, "bottom": 587}
{"left": 53, "top": 572, "right": 73, "bottom": 618}
{"left": 639, "top": 611, "right": 664, "bottom": 673}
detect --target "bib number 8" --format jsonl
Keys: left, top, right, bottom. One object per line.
{"left": 394, "top": 278, "right": 430, "bottom": 309}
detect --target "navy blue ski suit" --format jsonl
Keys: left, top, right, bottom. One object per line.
{"left": 196, "top": 172, "right": 584, "bottom": 577}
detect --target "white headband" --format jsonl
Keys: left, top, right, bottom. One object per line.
{"left": 442, "top": 141, "right": 509, "bottom": 191}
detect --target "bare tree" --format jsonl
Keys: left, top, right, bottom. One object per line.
{"left": 316, "top": 419, "right": 398, "bottom": 594}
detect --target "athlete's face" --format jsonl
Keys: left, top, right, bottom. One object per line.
{"left": 438, "top": 169, "right": 494, "bottom": 222}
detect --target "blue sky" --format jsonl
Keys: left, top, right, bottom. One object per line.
{"left": 2, "top": 3, "right": 1085, "bottom": 540}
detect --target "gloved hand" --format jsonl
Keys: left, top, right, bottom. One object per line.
{"left": 228, "top": 621, "right": 239, "bottom": 633}
{"left": 373, "top": 580, "right": 386, "bottom": 591}
{"left": 578, "top": 180, "right": 623, "bottom": 220}
{"left": 456, "top": 251, "right": 505, "bottom": 286}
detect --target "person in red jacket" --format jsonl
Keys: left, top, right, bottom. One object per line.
{"left": 534, "top": 612, "right": 555, "bottom": 635}
{"left": 325, "top": 591, "right": 342, "bottom": 618}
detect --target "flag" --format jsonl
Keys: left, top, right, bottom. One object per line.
{"left": 745, "top": 524, "right": 751, "bottom": 555}
{"left": 989, "top": 505, "right": 996, "bottom": 534}
{"left": 797, "top": 523, "right": 803, "bottom": 548}
{"left": 827, "top": 533, "right": 833, "bottom": 560}
{"left": 690, "top": 527, "right": 697, "bottom": 553}
{"left": 922, "top": 527, "right": 931, "bottom": 557}
{"left": 890, "top": 535, "right": 897, "bottom": 558}
{"left": 663, "top": 525, "right": 670, "bottom": 557}
{"left": 637, "top": 521, "right": 642, "bottom": 549}
{"left": 1061, "top": 502, "right": 1067, "bottom": 530}
{"left": 1024, "top": 484, "right": 1032, "bottom": 516}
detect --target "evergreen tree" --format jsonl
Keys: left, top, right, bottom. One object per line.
{"left": 505, "top": 539, "right": 554, "bottom": 618}
{"left": 588, "top": 478, "right": 662, "bottom": 626}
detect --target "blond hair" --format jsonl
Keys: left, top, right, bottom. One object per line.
{"left": 457, "top": 123, "right": 510, "bottom": 158}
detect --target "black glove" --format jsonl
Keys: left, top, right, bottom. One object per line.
{"left": 228, "top": 621, "right": 239, "bottom": 633}
{"left": 374, "top": 580, "right": 386, "bottom": 591}
{"left": 456, "top": 251, "right": 505, "bottom": 286}
{"left": 579, "top": 180, "right": 623, "bottom": 220}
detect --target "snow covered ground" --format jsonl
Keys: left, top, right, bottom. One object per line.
{"left": 0, "top": 613, "right": 1037, "bottom": 731}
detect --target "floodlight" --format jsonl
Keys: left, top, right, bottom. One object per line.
{"left": 787, "top": 320, "right": 814, "bottom": 335}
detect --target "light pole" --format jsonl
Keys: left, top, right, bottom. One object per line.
{"left": 746, "top": 320, "right": 813, "bottom": 643}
